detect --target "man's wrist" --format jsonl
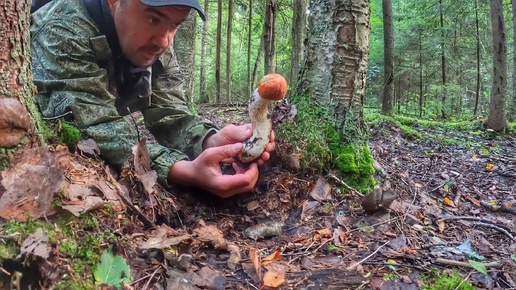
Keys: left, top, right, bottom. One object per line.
{"left": 167, "top": 160, "right": 193, "bottom": 187}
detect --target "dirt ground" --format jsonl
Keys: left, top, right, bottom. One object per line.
{"left": 0, "top": 105, "right": 515, "bottom": 289}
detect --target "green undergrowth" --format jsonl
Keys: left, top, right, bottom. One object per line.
{"left": 59, "top": 122, "right": 82, "bottom": 150}
{"left": 421, "top": 269, "right": 475, "bottom": 290}
{"left": 277, "top": 95, "right": 375, "bottom": 193}
{"left": 0, "top": 208, "right": 120, "bottom": 289}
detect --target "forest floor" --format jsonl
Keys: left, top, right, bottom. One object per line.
{"left": 0, "top": 105, "right": 515, "bottom": 290}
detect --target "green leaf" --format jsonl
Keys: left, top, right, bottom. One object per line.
{"left": 468, "top": 260, "right": 487, "bottom": 275}
{"left": 511, "top": 254, "right": 516, "bottom": 262}
{"left": 94, "top": 247, "right": 131, "bottom": 288}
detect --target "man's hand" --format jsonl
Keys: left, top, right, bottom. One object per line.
{"left": 168, "top": 143, "right": 259, "bottom": 198}
{"left": 203, "top": 124, "right": 276, "bottom": 166}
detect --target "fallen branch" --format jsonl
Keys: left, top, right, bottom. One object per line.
{"left": 326, "top": 173, "right": 363, "bottom": 197}
{"left": 437, "top": 215, "right": 515, "bottom": 242}
{"left": 435, "top": 258, "right": 502, "bottom": 269}
{"left": 480, "top": 200, "right": 516, "bottom": 215}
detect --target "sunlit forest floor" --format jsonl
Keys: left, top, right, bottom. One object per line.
{"left": 0, "top": 105, "right": 515, "bottom": 289}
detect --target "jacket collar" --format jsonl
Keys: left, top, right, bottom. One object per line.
{"left": 82, "top": 0, "right": 122, "bottom": 58}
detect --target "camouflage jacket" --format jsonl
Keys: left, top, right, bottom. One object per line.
{"left": 31, "top": 0, "right": 217, "bottom": 186}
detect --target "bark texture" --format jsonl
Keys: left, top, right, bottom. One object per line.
{"left": 0, "top": 0, "right": 41, "bottom": 150}
{"left": 300, "top": 0, "right": 370, "bottom": 143}
{"left": 174, "top": 10, "right": 197, "bottom": 106}
{"left": 486, "top": 0, "right": 508, "bottom": 131}
{"left": 263, "top": 0, "right": 277, "bottom": 74}
{"left": 199, "top": 0, "right": 210, "bottom": 104}
{"left": 290, "top": 0, "right": 306, "bottom": 91}
{"left": 381, "top": 0, "right": 394, "bottom": 115}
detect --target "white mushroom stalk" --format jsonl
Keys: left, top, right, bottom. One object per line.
{"left": 238, "top": 73, "right": 288, "bottom": 163}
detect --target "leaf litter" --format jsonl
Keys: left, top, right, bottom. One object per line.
{"left": 0, "top": 107, "right": 514, "bottom": 289}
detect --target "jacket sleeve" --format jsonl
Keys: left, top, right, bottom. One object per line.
{"left": 142, "top": 48, "right": 218, "bottom": 159}
{"left": 31, "top": 18, "right": 188, "bottom": 186}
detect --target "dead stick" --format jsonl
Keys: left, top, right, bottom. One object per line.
{"left": 346, "top": 241, "right": 389, "bottom": 270}
{"left": 437, "top": 216, "right": 515, "bottom": 241}
{"left": 435, "top": 258, "right": 502, "bottom": 269}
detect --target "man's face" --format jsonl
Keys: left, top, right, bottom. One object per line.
{"left": 108, "top": 0, "right": 191, "bottom": 67}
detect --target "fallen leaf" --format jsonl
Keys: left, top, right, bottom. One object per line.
{"left": 196, "top": 266, "right": 226, "bottom": 290}
{"left": 472, "top": 155, "right": 477, "bottom": 161}
{"left": 132, "top": 138, "right": 151, "bottom": 174}
{"left": 246, "top": 200, "right": 260, "bottom": 211}
{"left": 262, "top": 251, "right": 282, "bottom": 265}
{"left": 227, "top": 243, "right": 241, "bottom": 270}
{"left": 0, "top": 98, "right": 31, "bottom": 147}
{"left": 443, "top": 197, "right": 456, "bottom": 207}
{"left": 139, "top": 224, "right": 191, "bottom": 249}
{"left": 77, "top": 139, "right": 100, "bottom": 156}
{"left": 249, "top": 248, "right": 261, "bottom": 279}
{"left": 464, "top": 194, "right": 481, "bottom": 206}
{"left": 193, "top": 225, "right": 227, "bottom": 249}
{"left": 309, "top": 178, "right": 332, "bottom": 201}
{"left": 316, "top": 228, "right": 333, "bottom": 239}
{"left": 485, "top": 164, "right": 495, "bottom": 172}
{"left": 18, "top": 228, "right": 51, "bottom": 259}
{"left": 438, "top": 220, "right": 445, "bottom": 233}
{"left": 262, "top": 270, "right": 285, "bottom": 288}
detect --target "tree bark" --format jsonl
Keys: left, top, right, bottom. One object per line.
{"left": 174, "top": 10, "right": 197, "bottom": 107}
{"left": 263, "top": 0, "right": 277, "bottom": 74}
{"left": 486, "top": 0, "right": 508, "bottom": 131}
{"left": 381, "top": 0, "right": 394, "bottom": 115}
{"left": 474, "top": 0, "right": 481, "bottom": 115}
{"left": 225, "top": 0, "right": 233, "bottom": 103}
{"left": 199, "top": 0, "right": 210, "bottom": 104}
{"left": 215, "top": 0, "right": 222, "bottom": 104}
{"left": 0, "top": 0, "right": 42, "bottom": 154}
{"left": 290, "top": 0, "right": 306, "bottom": 92}
{"left": 439, "top": 0, "right": 447, "bottom": 119}
{"left": 247, "top": 0, "right": 253, "bottom": 98}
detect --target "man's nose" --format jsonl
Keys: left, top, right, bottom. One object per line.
{"left": 152, "top": 30, "right": 173, "bottom": 50}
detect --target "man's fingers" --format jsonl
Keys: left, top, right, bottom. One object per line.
{"left": 208, "top": 143, "right": 242, "bottom": 161}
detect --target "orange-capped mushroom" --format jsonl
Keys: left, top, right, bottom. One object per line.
{"left": 238, "top": 74, "right": 288, "bottom": 163}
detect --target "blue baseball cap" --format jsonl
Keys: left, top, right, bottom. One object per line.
{"left": 140, "top": 0, "right": 206, "bottom": 21}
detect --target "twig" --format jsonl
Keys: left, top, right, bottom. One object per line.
{"left": 326, "top": 173, "right": 364, "bottom": 197}
{"left": 42, "top": 111, "right": 73, "bottom": 120}
{"left": 141, "top": 265, "right": 162, "bottom": 290}
{"left": 481, "top": 200, "right": 516, "bottom": 215}
{"left": 437, "top": 215, "right": 515, "bottom": 241}
{"left": 346, "top": 241, "right": 389, "bottom": 270}
{"left": 435, "top": 258, "right": 502, "bottom": 269}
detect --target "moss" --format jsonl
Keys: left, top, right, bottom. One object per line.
{"left": 60, "top": 122, "right": 82, "bottom": 150}
{"left": 277, "top": 94, "right": 375, "bottom": 193}
{"left": 422, "top": 270, "right": 475, "bottom": 290}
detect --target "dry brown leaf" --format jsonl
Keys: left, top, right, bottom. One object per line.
{"left": 249, "top": 248, "right": 262, "bottom": 279}
{"left": 0, "top": 98, "right": 31, "bottom": 147}
{"left": 464, "top": 194, "right": 481, "bottom": 206}
{"left": 77, "top": 139, "right": 100, "bottom": 156}
{"left": 193, "top": 225, "right": 227, "bottom": 249}
{"left": 438, "top": 220, "right": 445, "bottom": 233}
{"left": 18, "top": 228, "right": 51, "bottom": 259}
{"left": 309, "top": 178, "right": 332, "bottom": 201}
{"left": 316, "top": 228, "right": 333, "bottom": 239}
{"left": 443, "top": 197, "right": 456, "bottom": 207}
{"left": 262, "top": 270, "right": 285, "bottom": 288}
{"left": 132, "top": 138, "right": 151, "bottom": 174}
{"left": 485, "top": 163, "right": 495, "bottom": 172}
{"left": 227, "top": 243, "right": 241, "bottom": 270}
{"left": 262, "top": 251, "right": 282, "bottom": 265}
{"left": 139, "top": 224, "right": 191, "bottom": 249}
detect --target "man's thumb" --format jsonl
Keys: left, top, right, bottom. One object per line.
{"left": 219, "top": 143, "right": 243, "bottom": 158}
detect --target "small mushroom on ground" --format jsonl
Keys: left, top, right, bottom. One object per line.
{"left": 238, "top": 73, "right": 288, "bottom": 163}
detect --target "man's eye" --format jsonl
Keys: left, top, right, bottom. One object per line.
{"left": 148, "top": 17, "right": 160, "bottom": 25}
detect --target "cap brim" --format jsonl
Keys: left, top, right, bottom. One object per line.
{"left": 140, "top": 0, "right": 206, "bottom": 21}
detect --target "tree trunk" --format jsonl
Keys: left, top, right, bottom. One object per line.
{"left": 174, "top": 10, "right": 197, "bottom": 107}
{"left": 290, "top": 0, "right": 306, "bottom": 92}
{"left": 225, "top": 0, "right": 233, "bottom": 103}
{"left": 296, "top": 0, "right": 372, "bottom": 192}
{"left": 474, "top": 0, "right": 481, "bottom": 115}
{"left": 215, "top": 0, "right": 222, "bottom": 104}
{"left": 381, "top": 0, "right": 394, "bottom": 115}
{"left": 247, "top": 0, "right": 253, "bottom": 98}
{"left": 263, "top": 0, "right": 277, "bottom": 74}
{"left": 252, "top": 31, "right": 264, "bottom": 88}
{"left": 418, "top": 32, "right": 423, "bottom": 118}
{"left": 439, "top": 0, "right": 447, "bottom": 118}
{"left": 486, "top": 0, "right": 508, "bottom": 131}
{"left": 199, "top": 0, "right": 210, "bottom": 104}
{"left": 0, "top": 0, "right": 42, "bottom": 156}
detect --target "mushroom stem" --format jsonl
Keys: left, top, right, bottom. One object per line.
{"left": 238, "top": 90, "right": 272, "bottom": 163}
{"left": 238, "top": 73, "right": 287, "bottom": 163}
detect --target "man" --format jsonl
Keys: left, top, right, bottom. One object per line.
{"left": 30, "top": 0, "right": 274, "bottom": 198}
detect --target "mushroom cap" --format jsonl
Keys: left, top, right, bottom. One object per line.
{"left": 257, "top": 73, "right": 288, "bottom": 101}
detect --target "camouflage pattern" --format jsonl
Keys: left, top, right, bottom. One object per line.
{"left": 31, "top": 0, "right": 217, "bottom": 185}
